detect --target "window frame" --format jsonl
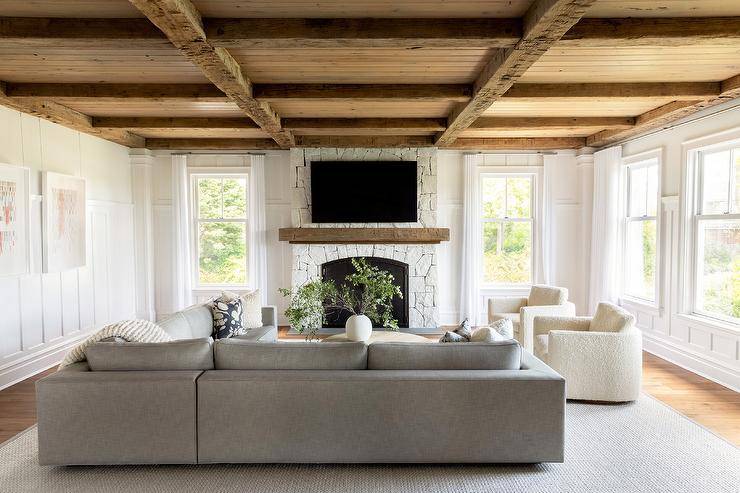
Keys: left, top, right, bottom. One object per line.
{"left": 188, "top": 167, "right": 250, "bottom": 290}
{"left": 622, "top": 150, "right": 662, "bottom": 306}
{"left": 478, "top": 171, "right": 537, "bottom": 288}
{"left": 688, "top": 141, "right": 740, "bottom": 325}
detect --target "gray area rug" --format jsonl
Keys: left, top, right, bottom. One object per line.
{"left": 1, "top": 395, "right": 737, "bottom": 493}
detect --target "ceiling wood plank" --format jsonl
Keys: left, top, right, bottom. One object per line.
{"left": 435, "top": 0, "right": 596, "bottom": 146}
{"left": 471, "top": 116, "right": 635, "bottom": 130}
{"left": 254, "top": 84, "right": 472, "bottom": 102}
{"left": 445, "top": 137, "right": 585, "bottom": 150}
{"left": 294, "top": 135, "right": 434, "bottom": 148}
{"left": 127, "top": 0, "right": 293, "bottom": 147}
{"left": 145, "top": 138, "right": 281, "bottom": 150}
{"left": 204, "top": 18, "right": 521, "bottom": 49}
{"left": 504, "top": 82, "right": 721, "bottom": 100}
{"left": 587, "top": 74, "right": 740, "bottom": 147}
{"left": 0, "top": 82, "right": 144, "bottom": 147}
{"left": 283, "top": 118, "right": 446, "bottom": 131}
{"left": 93, "top": 117, "right": 258, "bottom": 129}
{"left": 561, "top": 17, "right": 740, "bottom": 47}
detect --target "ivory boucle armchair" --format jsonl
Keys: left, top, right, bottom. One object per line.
{"left": 488, "top": 285, "right": 575, "bottom": 352}
{"left": 532, "top": 302, "right": 642, "bottom": 402}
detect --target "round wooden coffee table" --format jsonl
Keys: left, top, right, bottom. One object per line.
{"left": 323, "top": 331, "right": 434, "bottom": 343}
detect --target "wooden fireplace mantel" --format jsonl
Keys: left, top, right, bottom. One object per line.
{"left": 278, "top": 227, "right": 450, "bottom": 244}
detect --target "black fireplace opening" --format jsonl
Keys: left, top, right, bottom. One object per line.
{"left": 321, "top": 257, "right": 409, "bottom": 328}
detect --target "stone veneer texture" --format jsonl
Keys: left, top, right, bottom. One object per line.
{"left": 290, "top": 147, "right": 439, "bottom": 328}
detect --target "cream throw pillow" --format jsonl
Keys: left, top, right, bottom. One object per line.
{"left": 470, "top": 319, "right": 514, "bottom": 342}
{"left": 219, "top": 290, "right": 263, "bottom": 329}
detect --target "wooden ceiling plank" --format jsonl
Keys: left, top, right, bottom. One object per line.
{"left": 504, "top": 82, "right": 721, "bottom": 100}
{"left": 204, "top": 18, "right": 521, "bottom": 49}
{"left": 471, "top": 116, "right": 635, "bottom": 130}
{"left": 0, "top": 82, "right": 144, "bottom": 147}
{"left": 145, "top": 138, "right": 281, "bottom": 150}
{"left": 253, "top": 84, "right": 472, "bottom": 102}
{"left": 587, "top": 74, "right": 740, "bottom": 147}
{"left": 93, "top": 116, "right": 258, "bottom": 129}
{"left": 283, "top": 118, "right": 447, "bottom": 131}
{"left": 562, "top": 17, "right": 740, "bottom": 47}
{"left": 445, "top": 137, "right": 586, "bottom": 150}
{"left": 127, "top": 0, "right": 293, "bottom": 147}
{"left": 435, "top": 0, "right": 596, "bottom": 146}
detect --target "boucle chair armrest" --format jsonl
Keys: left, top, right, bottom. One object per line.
{"left": 533, "top": 316, "right": 592, "bottom": 338}
{"left": 520, "top": 303, "right": 576, "bottom": 350}
{"left": 547, "top": 329, "right": 642, "bottom": 402}
{"left": 488, "top": 297, "right": 528, "bottom": 317}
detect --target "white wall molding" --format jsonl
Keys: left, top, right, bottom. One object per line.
{"left": 130, "top": 149, "right": 156, "bottom": 321}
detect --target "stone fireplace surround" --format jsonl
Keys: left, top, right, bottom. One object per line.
{"left": 289, "top": 147, "right": 439, "bottom": 328}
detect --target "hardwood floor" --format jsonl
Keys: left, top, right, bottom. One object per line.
{"left": 1, "top": 346, "right": 737, "bottom": 447}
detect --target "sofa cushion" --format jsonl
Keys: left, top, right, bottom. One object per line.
{"left": 367, "top": 341, "right": 521, "bottom": 370}
{"left": 86, "top": 338, "right": 214, "bottom": 371}
{"left": 490, "top": 312, "right": 521, "bottom": 333}
{"left": 591, "top": 302, "right": 635, "bottom": 333}
{"left": 214, "top": 340, "right": 368, "bottom": 370}
{"left": 158, "top": 304, "right": 214, "bottom": 340}
{"left": 528, "top": 285, "right": 568, "bottom": 307}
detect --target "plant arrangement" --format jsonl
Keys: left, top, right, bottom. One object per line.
{"left": 279, "top": 258, "right": 402, "bottom": 340}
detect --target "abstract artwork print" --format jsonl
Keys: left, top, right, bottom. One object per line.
{"left": 43, "top": 172, "right": 86, "bottom": 272}
{"left": 0, "top": 165, "right": 30, "bottom": 276}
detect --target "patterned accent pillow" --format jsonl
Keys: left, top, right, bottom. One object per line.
{"left": 439, "top": 318, "right": 473, "bottom": 343}
{"left": 210, "top": 298, "right": 245, "bottom": 340}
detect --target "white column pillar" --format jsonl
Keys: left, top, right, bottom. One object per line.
{"left": 576, "top": 147, "right": 595, "bottom": 315}
{"left": 130, "top": 149, "right": 156, "bottom": 321}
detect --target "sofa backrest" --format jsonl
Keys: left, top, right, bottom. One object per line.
{"left": 86, "top": 338, "right": 214, "bottom": 371}
{"left": 158, "top": 303, "right": 214, "bottom": 340}
{"left": 367, "top": 341, "right": 522, "bottom": 370}
{"left": 214, "top": 340, "right": 368, "bottom": 370}
{"left": 591, "top": 302, "right": 635, "bottom": 333}
{"left": 528, "top": 285, "right": 568, "bottom": 306}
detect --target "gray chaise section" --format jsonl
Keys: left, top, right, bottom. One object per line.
{"left": 36, "top": 363, "right": 202, "bottom": 465}
{"left": 197, "top": 351, "right": 564, "bottom": 463}
{"left": 157, "top": 304, "right": 278, "bottom": 342}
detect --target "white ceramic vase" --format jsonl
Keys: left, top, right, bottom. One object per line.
{"left": 345, "top": 314, "right": 373, "bottom": 342}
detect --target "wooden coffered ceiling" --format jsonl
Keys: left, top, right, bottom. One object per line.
{"left": 1, "top": 1, "right": 739, "bottom": 150}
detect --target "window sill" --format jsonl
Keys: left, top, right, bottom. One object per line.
{"left": 675, "top": 313, "right": 740, "bottom": 335}
{"left": 620, "top": 297, "right": 662, "bottom": 317}
{"left": 480, "top": 285, "right": 531, "bottom": 297}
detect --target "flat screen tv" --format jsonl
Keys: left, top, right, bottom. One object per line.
{"left": 311, "top": 161, "right": 417, "bottom": 223}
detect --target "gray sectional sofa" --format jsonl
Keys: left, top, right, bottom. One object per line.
{"left": 36, "top": 318, "right": 566, "bottom": 465}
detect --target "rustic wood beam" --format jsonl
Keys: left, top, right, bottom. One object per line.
{"left": 93, "top": 117, "right": 258, "bottom": 129}
{"left": 0, "top": 82, "right": 144, "bottom": 147}
{"left": 5, "top": 17, "right": 740, "bottom": 49}
{"left": 205, "top": 18, "right": 521, "bottom": 49}
{"left": 0, "top": 17, "right": 167, "bottom": 48}
{"left": 587, "top": 74, "right": 740, "bottom": 147}
{"left": 127, "top": 0, "right": 293, "bottom": 147}
{"left": 504, "top": 82, "right": 721, "bottom": 100}
{"left": 444, "top": 137, "right": 585, "bottom": 150}
{"left": 283, "top": 118, "right": 447, "bottom": 131}
{"left": 470, "top": 117, "right": 635, "bottom": 130}
{"left": 435, "top": 0, "right": 596, "bottom": 146}
{"left": 294, "top": 136, "right": 434, "bottom": 148}
{"left": 145, "top": 138, "right": 281, "bottom": 150}
{"left": 254, "top": 84, "right": 472, "bottom": 102}
{"left": 278, "top": 228, "right": 450, "bottom": 245}
{"left": 5, "top": 83, "right": 228, "bottom": 101}
{"left": 562, "top": 17, "right": 740, "bottom": 47}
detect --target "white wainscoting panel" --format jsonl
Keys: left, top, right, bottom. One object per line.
{"left": 0, "top": 199, "right": 137, "bottom": 390}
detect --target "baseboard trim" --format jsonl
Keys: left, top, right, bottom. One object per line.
{"left": 642, "top": 332, "right": 739, "bottom": 392}
{"left": 0, "top": 334, "right": 87, "bottom": 391}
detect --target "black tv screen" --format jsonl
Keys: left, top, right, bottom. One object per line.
{"left": 311, "top": 161, "right": 417, "bottom": 223}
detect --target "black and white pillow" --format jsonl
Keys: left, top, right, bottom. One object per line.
{"left": 210, "top": 298, "right": 245, "bottom": 339}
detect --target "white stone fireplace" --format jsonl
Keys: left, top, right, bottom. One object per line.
{"left": 289, "top": 147, "right": 439, "bottom": 328}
